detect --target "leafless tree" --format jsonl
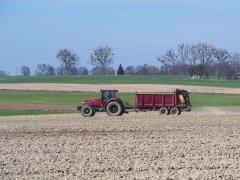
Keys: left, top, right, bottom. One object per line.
{"left": 188, "top": 45, "right": 199, "bottom": 65}
{"left": 147, "top": 65, "right": 160, "bottom": 75}
{"left": 156, "top": 42, "right": 238, "bottom": 79}
{"left": 90, "top": 46, "right": 114, "bottom": 74}
{"left": 231, "top": 53, "right": 240, "bottom": 78}
{"left": 77, "top": 67, "right": 89, "bottom": 75}
{"left": 195, "top": 43, "right": 215, "bottom": 78}
{"left": 47, "top": 65, "right": 55, "bottom": 75}
{"left": 107, "top": 67, "right": 115, "bottom": 75}
{"left": 0, "top": 70, "right": 7, "bottom": 76}
{"left": 213, "top": 48, "right": 231, "bottom": 79}
{"left": 21, "top": 65, "right": 31, "bottom": 76}
{"left": 134, "top": 65, "right": 142, "bottom": 75}
{"left": 35, "top": 64, "right": 47, "bottom": 75}
{"left": 56, "top": 48, "right": 79, "bottom": 75}
{"left": 178, "top": 43, "right": 189, "bottom": 75}
{"left": 125, "top": 66, "right": 135, "bottom": 75}
{"left": 91, "top": 66, "right": 115, "bottom": 75}
{"left": 35, "top": 64, "right": 55, "bottom": 75}
{"left": 157, "top": 49, "right": 178, "bottom": 74}
{"left": 135, "top": 64, "right": 149, "bottom": 75}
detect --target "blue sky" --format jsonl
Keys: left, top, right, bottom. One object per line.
{"left": 0, "top": 0, "right": 240, "bottom": 75}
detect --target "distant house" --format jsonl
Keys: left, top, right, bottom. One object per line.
{"left": 190, "top": 75, "right": 201, "bottom": 79}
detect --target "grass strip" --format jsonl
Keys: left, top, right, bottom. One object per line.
{"left": 1, "top": 90, "right": 240, "bottom": 107}
{"left": 1, "top": 75, "right": 240, "bottom": 88}
{"left": 0, "top": 109, "right": 74, "bottom": 116}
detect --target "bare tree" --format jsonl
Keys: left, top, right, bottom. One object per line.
{"left": 196, "top": 43, "right": 215, "bottom": 78}
{"left": 213, "top": 48, "right": 231, "bottom": 79}
{"left": 56, "top": 48, "right": 79, "bottom": 75}
{"left": 35, "top": 64, "right": 47, "bottom": 75}
{"left": 157, "top": 49, "right": 178, "bottom": 74}
{"left": 147, "top": 65, "right": 160, "bottom": 75}
{"left": 125, "top": 66, "right": 135, "bottom": 75}
{"left": 35, "top": 64, "right": 55, "bottom": 75}
{"left": 106, "top": 67, "right": 115, "bottom": 75}
{"left": 46, "top": 65, "right": 55, "bottom": 75}
{"left": 142, "top": 64, "right": 148, "bottom": 75}
{"left": 178, "top": 43, "right": 189, "bottom": 75}
{"left": 231, "top": 53, "right": 240, "bottom": 78}
{"left": 135, "top": 64, "right": 148, "bottom": 75}
{"left": 188, "top": 45, "right": 199, "bottom": 65}
{"left": 90, "top": 46, "right": 114, "bottom": 74}
{"left": 21, "top": 66, "right": 31, "bottom": 76}
{"left": 0, "top": 70, "right": 8, "bottom": 76}
{"left": 91, "top": 66, "right": 115, "bottom": 75}
{"left": 77, "top": 67, "right": 89, "bottom": 75}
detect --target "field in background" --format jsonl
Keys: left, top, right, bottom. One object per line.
{"left": 1, "top": 90, "right": 240, "bottom": 107}
{"left": 1, "top": 90, "right": 240, "bottom": 116}
{"left": 1, "top": 75, "right": 240, "bottom": 88}
{"left": 1, "top": 75, "right": 240, "bottom": 116}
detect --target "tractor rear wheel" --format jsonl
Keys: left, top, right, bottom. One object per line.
{"left": 106, "top": 101, "right": 123, "bottom": 116}
{"left": 81, "top": 106, "right": 95, "bottom": 117}
{"left": 170, "top": 107, "right": 180, "bottom": 115}
{"left": 159, "top": 107, "right": 169, "bottom": 115}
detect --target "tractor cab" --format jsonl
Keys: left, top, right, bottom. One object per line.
{"left": 101, "top": 89, "right": 118, "bottom": 101}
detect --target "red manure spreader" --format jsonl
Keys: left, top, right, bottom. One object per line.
{"left": 77, "top": 89, "right": 191, "bottom": 117}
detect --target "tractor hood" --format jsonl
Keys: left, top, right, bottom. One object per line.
{"left": 82, "top": 98, "right": 102, "bottom": 105}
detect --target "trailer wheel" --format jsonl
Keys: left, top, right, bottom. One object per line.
{"left": 170, "top": 107, "right": 180, "bottom": 115}
{"left": 159, "top": 107, "right": 169, "bottom": 115}
{"left": 106, "top": 101, "right": 123, "bottom": 116}
{"left": 81, "top": 106, "right": 95, "bottom": 117}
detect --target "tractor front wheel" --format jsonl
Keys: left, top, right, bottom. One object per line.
{"left": 81, "top": 106, "right": 95, "bottom": 117}
{"left": 106, "top": 101, "right": 123, "bottom": 116}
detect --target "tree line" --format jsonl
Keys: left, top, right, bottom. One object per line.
{"left": 1, "top": 43, "right": 240, "bottom": 79}
{"left": 157, "top": 43, "right": 240, "bottom": 79}
{"left": 17, "top": 46, "right": 115, "bottom": 76}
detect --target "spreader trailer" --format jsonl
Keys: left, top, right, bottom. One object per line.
{"left": 77, "top": 89, "right": 192, "bottom": 117}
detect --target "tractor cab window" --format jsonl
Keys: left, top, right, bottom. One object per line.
{"left": 102, "top": 91, "right": 116, "bottom": 100}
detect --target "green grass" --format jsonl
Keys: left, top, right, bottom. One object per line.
{"left": 0, "top": 109, "right": 73, "bottom": 116}
{"left": 0, "top": 90, "right": 97, "bottom": 105}
{"left": 190, "top": 93, "right": 240, "bottom": 107}
{"left": 1, "top": 90, "right": 240, "bottom": 107}
{"left": 1, "top": 90, "right": 240, "bottom": 116}
{"left": 1, "top": 75, "right": 240, "bottom": 88}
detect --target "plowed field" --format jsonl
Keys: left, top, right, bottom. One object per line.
{"left": 1, "top": 110, "right": 240, "bottom": 179}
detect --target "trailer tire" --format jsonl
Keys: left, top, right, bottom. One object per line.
{"left": 159, "top": 107, "right": 169, "bottom": 115}
{"left": 81, "top": 106, "right": 95, "bottom": 117}
{"left": 106, "top": 101, "right": 123, "bottom": 116}
{"left": 170, "top": 107, "right": 180, "bottom": 115}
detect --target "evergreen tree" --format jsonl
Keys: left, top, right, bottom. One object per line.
{"left": 117, "top": 64, "right": 124, "bottom": 75}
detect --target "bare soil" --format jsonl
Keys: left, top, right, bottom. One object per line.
{"left": 1, "top": 83, "right": 240, "bottom": 94}
{"left": 1, "top": 111, "right": 240, "bottom": 179}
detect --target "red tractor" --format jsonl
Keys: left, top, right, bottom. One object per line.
{"left": 77, "top": 89, "right": 192, "bottom": 117}
{"left": 77, "top": 89, "right": 126, "bottom": 117}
